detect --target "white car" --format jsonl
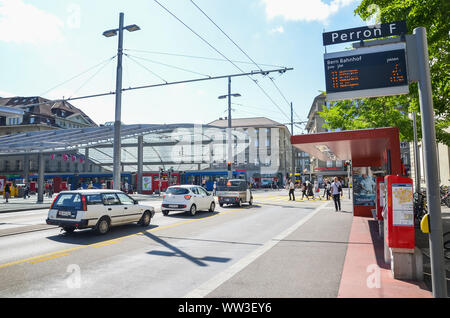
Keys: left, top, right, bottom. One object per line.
{"left": 161, "top": 185, "right": 215, "bottom": 216}
{"left": 46, "top": 189, "right": 155, "bottom": 235}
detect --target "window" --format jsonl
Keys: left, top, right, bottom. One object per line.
{"left": 54, "top": 194, "right": 82, "bottom": 209}
{"left": 86, "top": 194, "right": 103, "bottom": 205}
{"left": 166, "top": 187, "right": 189, "bottom": 195}
{"left": 117, "top": 193, "right": 134, "bottom": 205}
{"left": 198, "top": 187, "right": 209, "bottom": 196}
{"left": 102, "top": 193, "right": 120, "bottom": 205}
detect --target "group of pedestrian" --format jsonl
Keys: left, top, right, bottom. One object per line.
{"left": 3, "top": 182, "right": 31, "bottom": 203}
{"left": 286, "top": 177, "right": 344, "bottom": 212}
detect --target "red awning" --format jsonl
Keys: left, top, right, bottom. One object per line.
{"left": 291, "top": 127, "right": 401, "bottom": 172}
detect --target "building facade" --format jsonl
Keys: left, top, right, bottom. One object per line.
{"left": 0, "top": 96, "right": 97, "bottom": 136}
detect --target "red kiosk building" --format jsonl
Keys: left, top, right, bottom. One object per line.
{"left": 291, "top": 127, "right": 402, "bottom": 217}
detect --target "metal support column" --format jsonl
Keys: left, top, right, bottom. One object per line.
{"left": 227, "top": 76, "right": 233, "bottom": 179}
{"left": 137, "top": 135, "right": 144, "bottom": 194}
{"left": 37, "top": 153, "right": 44, "bottom": 203}
{"left": 113, "top": 12, "right": 124, "bottom": 190}
{"left": 414, "top": 27, "right": 447, "bottom": 298}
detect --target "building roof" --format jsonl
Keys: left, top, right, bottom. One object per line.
{"left": 208, "top": 117, "right": 286, "bottom": 129}
{"left": 0, "top": 96, "right": 97, "bottom": 126}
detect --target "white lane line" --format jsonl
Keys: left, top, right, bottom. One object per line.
{"left": 184, "top": 201, "right": 330, "bottom": 298}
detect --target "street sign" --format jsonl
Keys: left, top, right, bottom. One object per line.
{"left": 323, "top": 21, "right": 407, "bottom": 46}
{"left": 324, "top": 42, "right": 409, "bottom": 101}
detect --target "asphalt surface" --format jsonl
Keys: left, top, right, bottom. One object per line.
{"left": 0, "top": 190, "right": 352, "bottom": 298}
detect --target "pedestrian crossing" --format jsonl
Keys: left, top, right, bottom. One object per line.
{"left": 252, "top": 193, "right": 336, "bottom": 205}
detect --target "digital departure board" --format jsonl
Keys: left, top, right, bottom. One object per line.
{"left": 324, "top": 43, "right": 409, "bottom": 101}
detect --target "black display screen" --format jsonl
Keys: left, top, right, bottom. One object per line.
{"left": 324, "top": 49, "right": 408, "bottom": 94}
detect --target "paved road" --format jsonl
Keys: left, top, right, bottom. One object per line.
{"left": 0, "top": 191, "right": 349, "bottom": 298}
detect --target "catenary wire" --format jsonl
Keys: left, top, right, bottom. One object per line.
{"left": 153, "top": 0, "right": 292, "bottom": 121}
{"left": 39, "top": 55, "right": 117, "bottom": 97}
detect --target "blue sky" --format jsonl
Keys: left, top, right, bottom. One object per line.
{"left": 0, "top": 0, "right": 366, "bottom": 134}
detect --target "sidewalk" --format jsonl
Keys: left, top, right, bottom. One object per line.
{"left": 206, "top": 193, "right": 435, "bottom": 298}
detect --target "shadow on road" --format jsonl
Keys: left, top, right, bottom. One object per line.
{"left": 142, "top": 231, "right": 232, "bottom": 267}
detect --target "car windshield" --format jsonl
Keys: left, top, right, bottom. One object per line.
{"left": 53, "top": 193, "right": 82, "bottom": 209}
{"left": 217, "top": 180, "right": 247, "bottom": 191}
{"left": 166, "top": 187, "right": 190, "bottom": 195}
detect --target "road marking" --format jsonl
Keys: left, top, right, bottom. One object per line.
{"left": 29, "top": 253, "right": 70, "bottom": 264}
{"left": 0, "top": 207, "right": 245, "bottom": 270}
{"left": 184, "top": 201, "right": 331, "bottom": 298}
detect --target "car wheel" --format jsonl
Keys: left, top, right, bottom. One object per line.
{"left": 139, "top": 211, "right": 151, "bottom": 227}
{"left": 209, "top": 202, "right": 215, "bottom": 212}
{"left": 162, "top": 210, "right": 170, "bottom": 216}
{"left": 189, "top": 204, "right": 197, "bottom": 216}
{"left": 63, "top": 227, "right": 75, "bottom": 234}
{"left": 219, "top": 203, "right": 224, "bottom": 207}
{"left": 249, "top": 197, "right": 253, "bottom": 206}
{"left": 96, "top": 217, "right": 110, "bottom": 235}
{"left": 237, "top": 199, "right": 242, "bottom": 207}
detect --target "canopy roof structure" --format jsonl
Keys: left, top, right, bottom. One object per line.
{"left": 0, "top": 124, "right": 208, "bottom": 154}
{"left": 291, "top": 127, "right": 402, "bottom": 172}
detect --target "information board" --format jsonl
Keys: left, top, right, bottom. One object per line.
{"left": 324, "top": 42, "right": 409, "bottom": 101}
{"left": 392, "top": 184, "right": 414, "bottom": 227}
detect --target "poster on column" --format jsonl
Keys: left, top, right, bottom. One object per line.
{"left": 392, "top": 184, "right": 414, "bottom": 226}
{"left": 352, "top": 167, "right": 376, "bottom": 206}
{"left": 142, "top": 176, "right": 152, "bottom": 192}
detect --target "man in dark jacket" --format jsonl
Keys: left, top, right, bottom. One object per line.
{"left": 4, "top": 183, "right": 11, "bottom": 203}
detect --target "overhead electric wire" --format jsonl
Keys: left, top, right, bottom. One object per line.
{"left": 124, "top": 48, "right": 284, "bottom": 68}
{"left": 39, "top": 55, "right": 117, "bottom": 97}
{"left": 153, "top": 0, "right": 291, "bottom": 122}
{"left": 190, "top": 0, "right": 262, "bottom": 72}
{"left": 186, "top": 0, "right": 293, "bottom": 121}
{"left": 69, "top": 56, "right": 116, "bottom": 99}
{"left": 124, "top": 54, "right": 168, "bottom": 83}
{"left": 125, "top": 53, "right": 212, "bottom": 78}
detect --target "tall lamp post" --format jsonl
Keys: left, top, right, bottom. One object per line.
{"left": 103, "top": 12, "right": 140, "bottom": 190}
{"left": 218, "top": 77, "right": 241, "bottom": 179}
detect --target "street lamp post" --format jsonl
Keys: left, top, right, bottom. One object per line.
{"left": 103, "top": 12, "right": 140, "bottom": 190}
{"left": 218, "top": 76, "right": 241, "bottom": 179}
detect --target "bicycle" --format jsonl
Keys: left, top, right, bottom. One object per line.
{"left": 444, "top": 231, "right": 450, "bottom": 260}
{"left": 414, "top": 191, "right": 427, "bottom": 226}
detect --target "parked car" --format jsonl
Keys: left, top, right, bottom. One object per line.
{"left": 161, "top": 185, "right": 215, "bottom": 216}
{"left": 46, "top": 189, "right": 155, "bottom": 235}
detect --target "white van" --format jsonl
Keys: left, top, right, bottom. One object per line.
{"left": 46, "top": 190, "right": 155, "bottom": 235}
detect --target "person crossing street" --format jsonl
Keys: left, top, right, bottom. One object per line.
{"left": 331, "top": 177, "right": 342, "bottom": 212}
{"left": 288, "top": 179, "right": 295, "bottom": 201}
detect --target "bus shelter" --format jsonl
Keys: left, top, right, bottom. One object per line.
{"left": 291, "top": 127, "right": 402, "bottom": 217}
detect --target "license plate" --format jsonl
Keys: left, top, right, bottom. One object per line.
{"left": 58, "top": 211, "right": 72, "bottom": 217}
{"left": 169, "top": 205, "right": 178, "bottom": 208}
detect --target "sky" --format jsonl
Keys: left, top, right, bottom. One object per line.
{"left": 0, "top": 0, "right": 368, "bottom": 135}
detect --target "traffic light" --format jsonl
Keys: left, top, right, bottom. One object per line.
{"left": 344, "top": 161, "right": 351, "bottom": 168}
{"left": 227, "top": 162, "right": 232, "bottom": 171}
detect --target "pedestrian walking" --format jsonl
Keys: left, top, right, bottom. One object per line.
{"left": 301, "top": 182, "right": 307, "bottom": 200}
{"left": 213, "top": 181, "right": 217, "bottom": 196}
{"left": 288, "top": 179, "right": 295, "bottom": 201}
{"left": 313, "top": 181, "right": 320, "bottom": 200}
{"left": 331, "top": 177, "right": 342, "bottom": 211}
{"left": 306, "top": 181, "right": 313, "bottom": 200}
{"left": 4, "top": 183, "right": 10, "bottom": 203}
{"left": 23, "top": 183, "right": 30, "bottom": 199}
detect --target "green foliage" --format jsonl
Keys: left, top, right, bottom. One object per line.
{"left": 320, "top": 0, "right": 450, "bottom": 146}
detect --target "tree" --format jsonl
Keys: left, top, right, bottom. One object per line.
{"left": 320, "top": 0, "right": 450, "bottom": 146}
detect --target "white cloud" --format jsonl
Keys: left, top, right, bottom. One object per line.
{"left": 0, "top": 0, "right": 65, "bottom": 44}
{"left": 269, "top": 26, "right": 284, "bottom": 34}
{"left": 261, "top": 0, "right": 356, "bottom": 23}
